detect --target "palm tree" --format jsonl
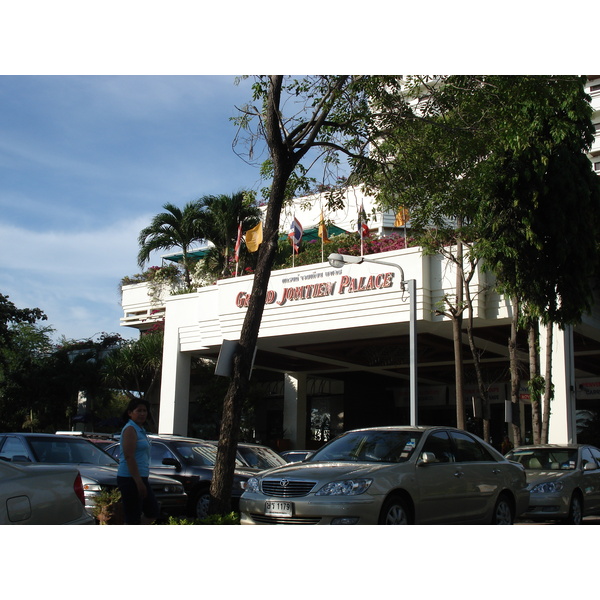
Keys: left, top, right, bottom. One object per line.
{"left": 195, "top": 192, "right": 262, "bottom": 278}
{"left": 137, "top": 202, "right": 204, "bottom": 287}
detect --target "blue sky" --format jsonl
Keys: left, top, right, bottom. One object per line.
{"left": 0, "top": 3, "right": 586, "bottom": 345}
{"left": 0, "top": 75, "right": 265, "bottom": 341}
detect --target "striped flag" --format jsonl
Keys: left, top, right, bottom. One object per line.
{"left": 288, "top": 216, "right": 303, "bottom": 253}
{"left": 358, "top": 203, "right": 369, "bottom": 238}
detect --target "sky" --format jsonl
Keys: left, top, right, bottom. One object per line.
{"left": 0, "top": 3, "right": 588, "bottom": 345}
{"left": 0, "top": 75, "right": 266, "bottom": 342}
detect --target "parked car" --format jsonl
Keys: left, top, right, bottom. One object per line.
{"left": 280, "top": 450, "right": 314, "bottom": 463}
{"left": 206, "top": 440, "right": 288, "bottom": 472}
{"left": 55, "top": 431, "right": 119, "bottom": 451}
{"left": 240, "top": 426, "right": 529, "bottom": 525}
{"left": 105, "top": 435, "right": 253, "bottom": 518}
{"left": 0, "top": 459, "right": 94, "bottom": 525}
{"left": 505, "top": 444, "right": 600, "bottom": 524}
{"left": 0, "top": 433, "right": 187, "bottom": 521}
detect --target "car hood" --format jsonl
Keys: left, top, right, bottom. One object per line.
{"left": 256, "top": 461, "right": 396, "bottom": 481}
{"left": 525, "top": 469, "right": 576, "bottom": 486}
{"left": 74, "top": 463, "right": 180, "bottom": 486}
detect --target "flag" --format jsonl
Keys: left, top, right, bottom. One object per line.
{"left": 245, "top": 221, "right": 263, "bottom": 252}
{"left": 288, "top": 216, "right": 303, "bottom": 253}
{"left": 358, "top": 203, "right": 369, "bottom": 237}
{"left": 394, "top": 207, "right": 409, "bottom": 227}
{"left": 234, "top": 222, "right": 243, "bottom": 261}
{"left": 318, "top": 211, "right": 329, "bottom": 243}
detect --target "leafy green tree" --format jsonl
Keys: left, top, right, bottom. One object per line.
{"left": 361, "top": 76, "right": 600, "bottom": 443}
{"left": 209, "top": 76, "right": 390, "bottom": 514}
{"left": 103, "top": 329, "right": 164, "bottom": 430}
{"left": 137, "top": 201, "right": 204, "bottom": 287}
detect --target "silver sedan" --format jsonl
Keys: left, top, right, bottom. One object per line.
{"left": 0, "top": 460, "right": 94, "bottom": 525}
{"left": 240, "top": 426, "right": 529, "bottom": 525}
{"left": 506, "top": 444, "right": 600, "bottom": 524}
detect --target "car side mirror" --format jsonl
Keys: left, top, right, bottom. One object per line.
{"left": 583, "top": 461, "right": 597, "bottom": 471}
{"left": 162, "top": 457, "right": 181, "bottom": 471}
{"left": 418, "top": 452, "right": 436, "bottom": 466}
{"left": 11, "top": 455, "right": 31, "bottom": 462}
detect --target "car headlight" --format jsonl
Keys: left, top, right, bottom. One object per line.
{"left": 530, "top": 481, "right": 564, "bottom": 493}
{"left": 245, "top": 477, "right": 260, "bottom": 494}
{"left": 316, "top": 479, "right": 373, "bottom": 496}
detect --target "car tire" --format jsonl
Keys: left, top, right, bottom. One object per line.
{"left": 563, "top": 493, "right": 583, "bottom": 525}
{"left": 378, "top": 495, "right": 411, "bottom": 525}
{"left": 491, "top": 493, "right": 514, "bottom": 524}
{"left": 195, "top": 490, "right": 211, "bottom": 520}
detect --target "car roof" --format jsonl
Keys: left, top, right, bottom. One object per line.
{"left": 148, "top": 434, "right": 211, "bottom": 444}
{"left": 3, "top": 432, "right": 93, "bottom": 441}
{"left": 512, "top": 444, "right": 583, "bottom": 450}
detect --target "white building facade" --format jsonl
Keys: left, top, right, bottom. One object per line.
{"left": 120, "top": 77, "right": 600, "bottom": 451}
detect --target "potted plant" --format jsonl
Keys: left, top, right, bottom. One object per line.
{"left": 92, "top": 488, "right": 124, "bottom": 525}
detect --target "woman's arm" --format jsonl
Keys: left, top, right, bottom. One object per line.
{"left": 122, "top": 426, "right": 147, "bottom": 498}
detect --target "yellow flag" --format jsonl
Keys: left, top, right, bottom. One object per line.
{"left": 318, "top": 211, "right": 329, "bottom": 242}
{"left": 245, "top": 221, "right": 263, "bottom": 252}
{"left": 394, "top": 207, "right": 409, "bottom": 227}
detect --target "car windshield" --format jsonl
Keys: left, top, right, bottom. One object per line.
{"left": 171, "top": 442, "right": 218, "bottom": 466}
{"left": 506, "top": 448, "right": 578, "bottom": 470}
{"left": 309, "top": 430, "right": 423, "bottom": 463}
{"left": 29, "top": 437, "right": 117, "bottom": 466}
{"left": 237, "top": 446, "right": 287, "bottom": 470}
{"left": 169, "top": 441, "right": 246, "bottom": 468}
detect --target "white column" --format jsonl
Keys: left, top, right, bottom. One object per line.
{"left": 541, "top": 323, "right": 577, "bottom": 443}
{"left": 283, "top": 373, "right": 307, "bottom": 449}
{"left": 158, "top": 312, "right": 191, "bottom": 436}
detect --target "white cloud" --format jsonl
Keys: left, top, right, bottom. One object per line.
{"left": 0, "top": 214, "right": 158, "bottom": 341}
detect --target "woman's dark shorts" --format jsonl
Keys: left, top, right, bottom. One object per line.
{"left": 117, "top": 476, "right": 160, "bottom": 524}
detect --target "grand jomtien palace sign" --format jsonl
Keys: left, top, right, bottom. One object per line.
{"left": 234, "top": 269, "right": 397, "bottom": 308}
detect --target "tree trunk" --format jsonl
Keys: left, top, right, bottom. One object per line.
{"left": 208, "top": 173, "right": 289, "bottom": 513}
{"left": 528, "top": 319, "right": 542, "bottom": 444}
{"left": 454, "top": 240, "right": 465, "bottom": 430}
{"left": 508, "top": 296, "right": 522, "bottom": 446}
{"left": 541, "top": 321, "right": 553, "bottom": 444}
{"left": 463, "top": 255, "right": 490, "bottom": 442}
{"left": 209, "top": 76, "right": 295, "bottom": 514}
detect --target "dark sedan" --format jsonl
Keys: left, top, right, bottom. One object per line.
{"left": 0, "top": 433, "right": 187, "bottom": 521}
{"left": 105, "top": 435, "right": 253, "bottom": 518}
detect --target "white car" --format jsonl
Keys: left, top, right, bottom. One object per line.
{"left": 0, "top": 459, "right": 94, "bottom": 525}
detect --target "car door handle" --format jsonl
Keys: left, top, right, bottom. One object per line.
{"left": 492, "top": 468, "right": 501, "bottom": 474}
{"left": 454, "top": 471, "right": 464, "bottom": 478}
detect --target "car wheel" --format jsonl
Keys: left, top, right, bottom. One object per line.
{"left": 492, "top": 494, "right": 514, "bottom": 524}
{"left": 563, "top": 494, "right": 583, "bottom": 525}
{"left": 195, "top": 491, "right": 211, "bottom": 520}
{"left": 379, "top": 495, "right": 411, "bottom": 525}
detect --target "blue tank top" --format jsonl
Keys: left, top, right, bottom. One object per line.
{"left": 117, "top": 420, "right": 151, "bottom": 477}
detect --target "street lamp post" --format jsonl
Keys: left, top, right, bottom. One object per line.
{"left": 328, "top": 253, "right": 418, "bottom": 426}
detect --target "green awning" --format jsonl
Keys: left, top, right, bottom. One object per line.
{"left": 279, "top": 225, "right": 349, "bottom": 243}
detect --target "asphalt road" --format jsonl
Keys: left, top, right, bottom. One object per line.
{"left": 517, "top": 515, "right": 600, "bottom": 524}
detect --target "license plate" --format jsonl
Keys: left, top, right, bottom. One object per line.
{"left": 265, "top": 500, "right": 293, "bottom": 517}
